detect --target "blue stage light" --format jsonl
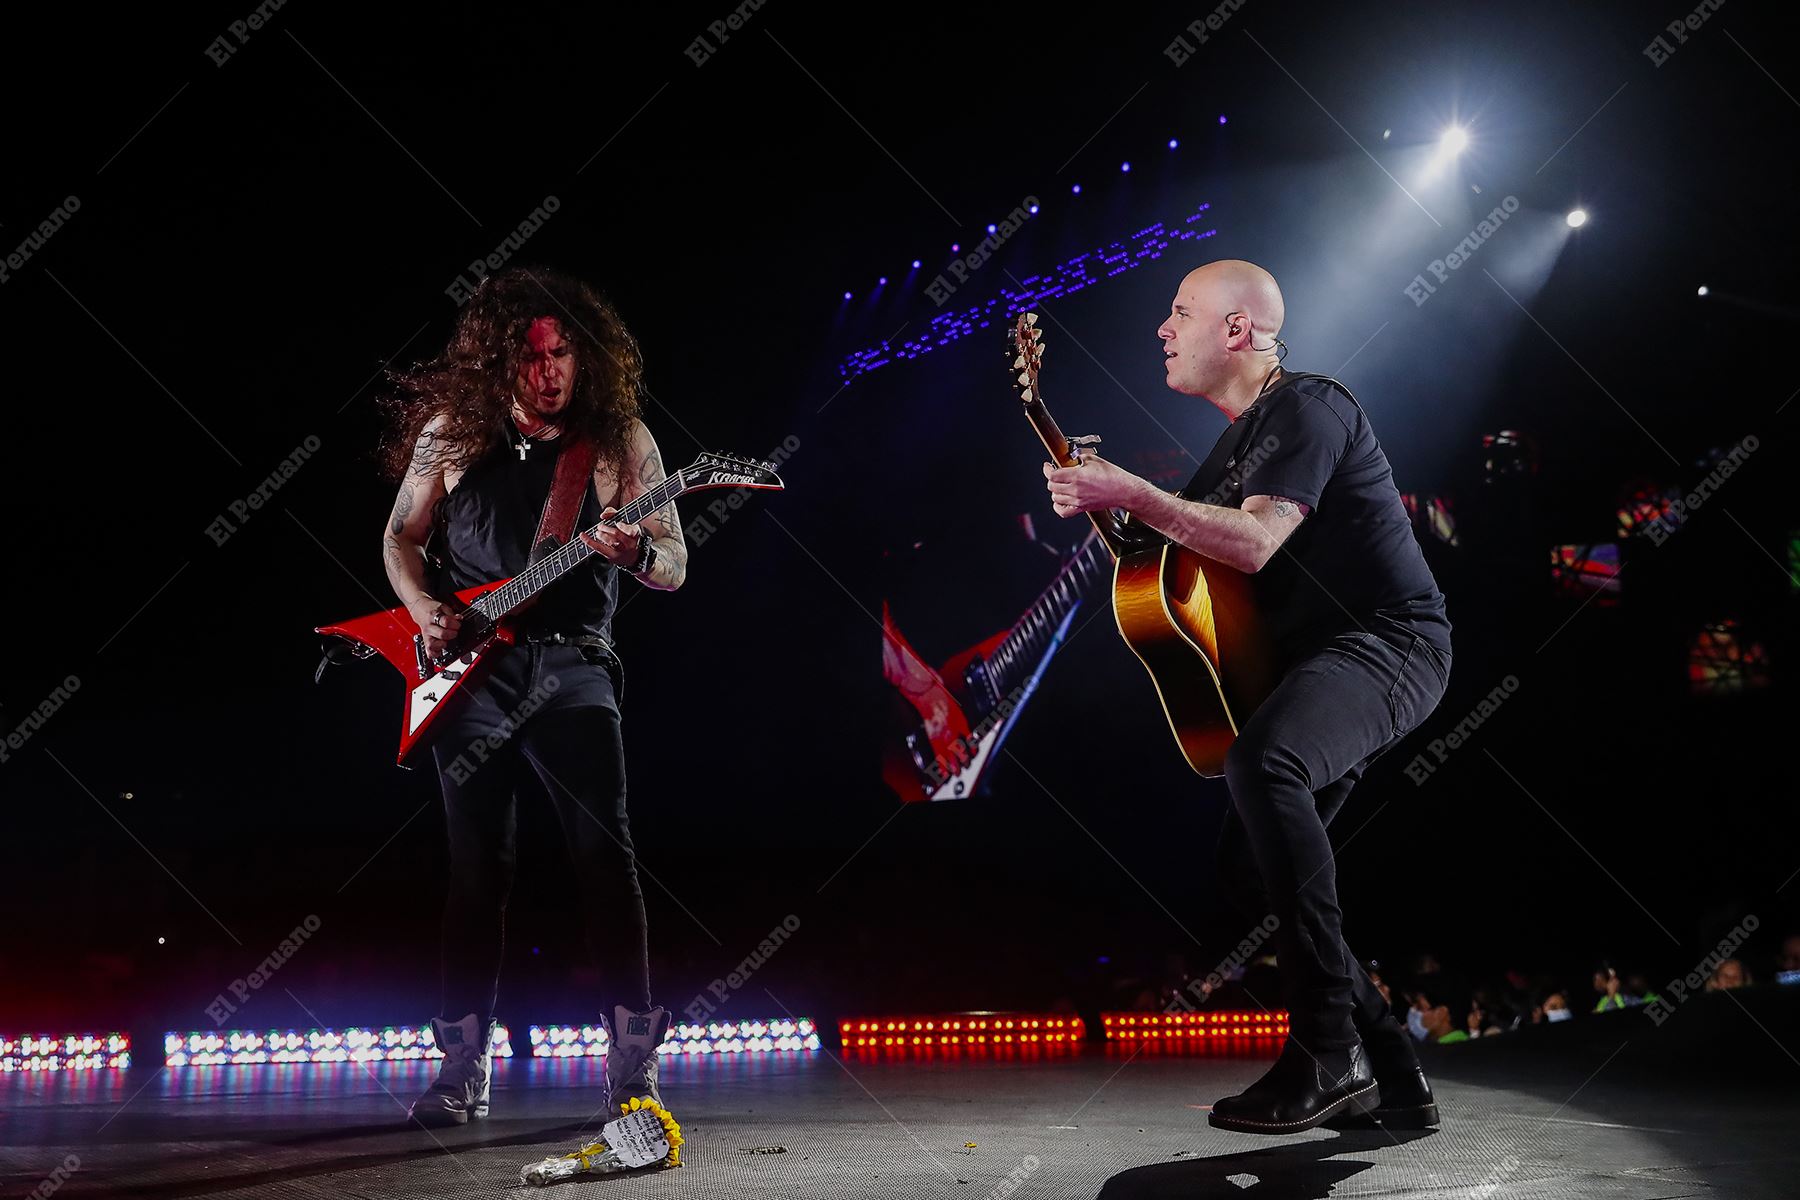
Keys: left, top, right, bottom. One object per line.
{"left": 842, "top": 291, "right": 852, "bottom": 300}
{"left": 911, "top": 259, "right": 921, "bottom": 269}
{"left": 1168, "top": 138, "right": 1178, "bottom": 149}
{"left": 1071, "top": 184, "right": 1082, "bottom": 194}
{"left": 1120, "top": 161, "right": 1131, "bottom": 172}
{"left": 987, "top": 224, "right": 997, "bottom": 234}
{"left": 1028, "top": 203, "right": 1039, "bottom": 214}
{"left": 1218, "top": 114, "right": 1227, "bottom": 125}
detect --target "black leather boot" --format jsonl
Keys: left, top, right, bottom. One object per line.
{"left": 1324, "top": 1015, "right": 1439, "bottom": 1129}
{"left": 1209, "top": 1039, "right": 1378, "bottom": 1134}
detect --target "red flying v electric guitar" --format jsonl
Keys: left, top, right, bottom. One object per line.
{"left": 317, "top": 451, "right": 783, "bottom": 764}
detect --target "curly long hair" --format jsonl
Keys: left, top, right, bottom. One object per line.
{"left": 379, "top": 265, "right": 643, "bottom": 479}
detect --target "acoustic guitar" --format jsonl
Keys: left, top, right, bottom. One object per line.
{"left": 1009, "top": 312, "right": 1275, "bottom": 777}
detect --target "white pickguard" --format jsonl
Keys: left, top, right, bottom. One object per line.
{"left": 407, "top": 646, "right": 485, "bottom": 735}
{"left": 929, "top": 727, "right": 1002, "bottom": 802}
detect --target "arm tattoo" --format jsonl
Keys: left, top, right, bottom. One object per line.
{"left": 1272, "top": 498, "right": 1298, "bottom": 519}
{"left": 390, "top": 484, "right": 416, "bottom": 535}
{"left": 638, "top": 447, "right": 664, "bottom": 488}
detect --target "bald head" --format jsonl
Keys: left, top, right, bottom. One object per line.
{"left": 1157, "top": 259, "right": 1287, "bottom": 414}
{"left": 1182, "top": 259, "right": 1285, "bottom": 341}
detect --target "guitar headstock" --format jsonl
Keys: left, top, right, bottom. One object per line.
{"left": 677, "top": 452, "right": 785, "bottom": 493}
{"left": 1009, "top": 311, "right": 1045, "bottom": 406}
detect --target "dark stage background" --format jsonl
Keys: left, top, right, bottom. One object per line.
{"left": 3, "top": 1, "right": 1794, "bottom": 1037}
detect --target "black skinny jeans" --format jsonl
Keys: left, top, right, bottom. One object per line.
{"left": 1216, "top": 613, "right": 1449, "bottom": 1052}
{"left": 429, "top": 641, "right": 651, "bottom": 1029}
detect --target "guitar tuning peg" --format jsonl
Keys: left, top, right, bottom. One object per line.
{"left": 1016, "top": 372, "right": 1031, "bottom": 387}
{"left": 1012, "top": 355, "right": 1026, "bottom": 369}
{"left": 1020, "top": 387, "right": 1034, "bottom": 402}
{"left": 1023, "top": 312, "right": 1039, "bottom": 326}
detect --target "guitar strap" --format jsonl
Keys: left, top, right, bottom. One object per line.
{"left": 530, "top": 435, "right": 601, "bottom": 563}
{"left": 1179, "top": 372, "right": 1362, "bottom": 503}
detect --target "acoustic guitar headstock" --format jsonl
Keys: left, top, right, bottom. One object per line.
{"left": 1009, "top": 311, "right": 1045, "bottom": 406}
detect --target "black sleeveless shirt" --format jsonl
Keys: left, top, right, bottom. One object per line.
{"left": 429, "top": 428, "right": 619, "bottom": 644}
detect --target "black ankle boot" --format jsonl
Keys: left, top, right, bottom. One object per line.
{"left": 1209, "top": 1040, "right": 1378, "bottom": 1134}
{"left": 1324, "top": 1016, "right": 1439, "bottom": 1129}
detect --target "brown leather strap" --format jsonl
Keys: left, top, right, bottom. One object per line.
{"left": 530, "top": 435, "right": 601, "bottom": 563}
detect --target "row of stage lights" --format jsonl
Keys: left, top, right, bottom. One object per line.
{"left": 161, "top": 1019, "right": 819, "bottom": 1066}
{"left": 1, "top": 1034, "right": 131, "bottom": 1072}
{"left": 840, "top": 122, "right": 1228, "bottom": 302}
{"left": 6, "top": 1014, "right": 1289, "bottom": 1070}
{"left": 839, "top": 120, "right": 1620, "bottom": 304}
{"left": 837, "top": 1011, "right": 1290, "bottom": 1051}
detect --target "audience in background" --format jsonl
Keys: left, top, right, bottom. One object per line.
{"left": 1533, "top": 989, "right": 1573, "bottom": 1024}
{"left": 1707, "top": 958, "right": 1752, "bottom": 991}
{"left": 1143, "top": 929, "right": 1796, "bottom": 1044}
{"left": 1592, "top": 962, "right": 1648, "bottom": 1012}
{"left": 1778, "top": 934, "right": 1800, "bottom": 986}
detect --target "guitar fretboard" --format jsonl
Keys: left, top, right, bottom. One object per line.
{"left": 466, "top": 473, "right": 686, "bottom": 625}
{"left": 986, "top": 533, "right": 1107, "bottom": 697}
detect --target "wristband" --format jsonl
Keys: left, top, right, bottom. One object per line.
{"left": 627, "top": 531, "right": 655, "bottom": 575}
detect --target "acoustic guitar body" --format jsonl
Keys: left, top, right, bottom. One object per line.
{"left": 1111, "top": 544, "right": 1278, "bottom": 778}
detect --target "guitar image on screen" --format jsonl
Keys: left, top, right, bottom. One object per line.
{"left": 882, "top": 530, "right": 1105, "bottom": 801}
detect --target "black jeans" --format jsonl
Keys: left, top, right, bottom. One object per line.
{"left": 1216, "top": 614, "right": 1449, "bottom": 1051}
{"left": 429, "top": 641, "right": 650, "bottom": 1029}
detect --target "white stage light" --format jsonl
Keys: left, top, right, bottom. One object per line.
{"left": 1697, "top": 285, "right": 1709, "bottom": 297}
{"left": 1565, "top": 208, "right": 1588, "bottom": 228}
{"left": 1438, "top": 126, "right": 1469, "bottom": 155}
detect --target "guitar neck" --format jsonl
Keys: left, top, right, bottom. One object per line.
{"left": 989, "top": 534, "right": 1109, "bottom": 696}
{"left": 467, "top": 474, "right": 684, "bottom": 623}
{"left": 1020, "top": 398, "right": 1128, "bottom": 557}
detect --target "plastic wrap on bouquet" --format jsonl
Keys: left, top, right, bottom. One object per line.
{"left": 520, "top": 1097, "right": 684, "bottom": 1184}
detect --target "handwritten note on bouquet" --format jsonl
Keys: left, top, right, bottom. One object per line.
{"left": 601, "top": 1109, "right": 670, "bottom": 1169}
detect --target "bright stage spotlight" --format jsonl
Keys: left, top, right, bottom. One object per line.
{"left": 1417, "top": 124, "right": 1471, "bottom": 184}
{"left": 1565, "top": 208, "right": 1588, "bottom": 228}
{"left": 1168, "top": 137, "right": 1179, "bottom": 149}
{"left": 1697, "top": 285, "right": 1709, "bottom": 297}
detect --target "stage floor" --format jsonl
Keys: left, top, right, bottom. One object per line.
{"left": 5, "top": 1020, "right": 1795, "bottom": 1199}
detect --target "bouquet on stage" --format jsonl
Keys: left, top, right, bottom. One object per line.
{"left": 519, "top": 1097, "right": 685, "bottom": 1183}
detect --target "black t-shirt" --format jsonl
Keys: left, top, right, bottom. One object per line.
{"left": 1179, "top": 372, "right": 1450, "bottom": 663}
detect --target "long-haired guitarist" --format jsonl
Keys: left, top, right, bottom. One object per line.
{"left": 378, "top": 265, "right": 685, "bottom": 1126}
{"left": 1043, "top": 259, "right": 1452, "bottom": 1134}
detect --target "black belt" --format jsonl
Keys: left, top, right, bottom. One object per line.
{"left": 522, "top": 630, "right": 612, "bottom": 652}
